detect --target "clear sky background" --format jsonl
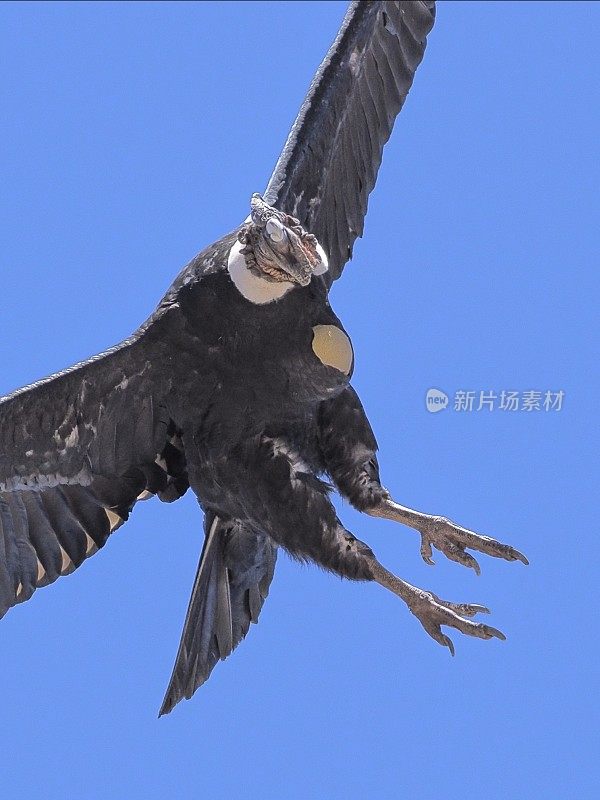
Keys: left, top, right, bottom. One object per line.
{"left": 0, "top": 2, "right": 597, "bottom": 798}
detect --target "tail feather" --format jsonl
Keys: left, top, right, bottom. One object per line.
{"left": 159, "top": 512, "right": 277, "bottom": 716}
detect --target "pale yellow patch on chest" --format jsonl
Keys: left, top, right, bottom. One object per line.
{"left": 311, "top": 325, "right": 353, "bottom": 375}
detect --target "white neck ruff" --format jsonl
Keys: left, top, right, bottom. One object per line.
{"left": 227, "top": 239, "right": 295, "bottom": 304}
{"left": 227, "top": 235, "right": 329, "bottom": 305}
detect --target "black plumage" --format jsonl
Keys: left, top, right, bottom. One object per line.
{"left": 0, "top": 1, "right": 527, "bottom": 716}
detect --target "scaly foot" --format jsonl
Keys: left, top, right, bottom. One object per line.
{"left": 370, "top": 497, "right": 528, "bottom": 575}
{"left": 407, "top": 587, "right": 503, "bottom": 655}
{"left": 368, "top": 559, "right": 505, "bottom": 655}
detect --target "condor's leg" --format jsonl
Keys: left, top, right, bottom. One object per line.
{"left": 193, "top": 435, "right": 505, "bottom": 653}
{"left": 318, "top": 387, "right": 528, "bottom": 575}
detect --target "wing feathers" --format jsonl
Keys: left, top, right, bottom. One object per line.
{"left": 0, "top": 352, "right": 189, "bottom": 617}
{"left": 0, "top": 437, "right": 189, "bottom": 618}
{"left": 20, "top": 492, "right": 64, "bottom": 583}
{"left": 61, "top": 485, "right": 111, "bottom": 548}
{"left": 264, "top": 1, "right": 435, "bottom": 283}
{"left": 40, "top": 489, "right": 89, "bottom": 568}
{"left": 0, "top": 332, "right": 174, "bottom": 495}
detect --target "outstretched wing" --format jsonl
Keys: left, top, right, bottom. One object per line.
{"left": 0, "top": 334, "right": 188, "bottom": 618}
{"left": 263, "top": 0, "right": 435, "bottom": 283}
{"left": 160, "top": 511, "right": 277, "bottom": 716}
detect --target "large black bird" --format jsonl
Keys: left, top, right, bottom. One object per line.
{"left": 0, "top": 1, "right": 527, "bottom": 716}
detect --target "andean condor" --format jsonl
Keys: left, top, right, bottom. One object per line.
{"left": 0, "top": 1, "right": 527, "bottom": 716}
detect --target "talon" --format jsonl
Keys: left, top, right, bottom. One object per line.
{"left": 442, "top": 634, "right": 455, "bottom": 656}
{"left": 409, "top": 584, "right": 505, "bottom": 649}
{"left": 420, "top": 516, "right": 528, "bottom": 573}
{"left": 368, "top": 560, "right": 507, "bottom": 655}
{"left": 439, "top": 541, "right": 481, "bottom": 575}
{"left": 422, "top": 620, "right": 455, "bottom": 655}
{"left": 420, "top": 535, "right": 435, "bottom": 565}
{"left": 429, "top": 594, "right": 490, "bottom": 617}
{"left": 464, "top": 553, "right": 481, "bottom": 576}
{"left": 370, "top": 498, "right": 528, "bottom": 573}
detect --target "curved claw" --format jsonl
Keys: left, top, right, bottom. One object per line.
{"left": 420, "top": 536, "right": 435, "bottom": 566}
{"left": 462, "top": 552, "right": 482, "bottom": 575}
{"left": 439, "top": 632, "right": 455, "bottom": 656}
{"left": 420, "top": 516, "right": 528, "bottom": 574}
{"left": 422, "top": 620, "right": 456, "bottom": 656}
{"left": 441, "top": 541, "right": 481, "bottom": 576}
{"left": 444, "top": 614, "right": 506, "bottom": 643}
{"left": 367, "top": 561, "right": 507, "bottom": 656}
{"left": 443, "top": 635, "right": 455, "bottom": 656}
{"left": 466, "top": 604, "right": 490, "bottom": 616}
{"left": 429, "top": 594, "right": 490, "bottom": 617}
{"left": 421, "top": 528, "right": 483, "bottom": 573}
{"left": 408, "top": 588, "right": 506, "bottom": 652}
{"left": 370, "top": 498, "right": 528, "bottom": 573}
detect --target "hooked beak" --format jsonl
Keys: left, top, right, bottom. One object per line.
{"left": 247, "top": 194, "right": 322, "bottom": 286}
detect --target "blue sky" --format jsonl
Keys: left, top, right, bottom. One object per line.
{"left": 0, "top": 2, "right": 597, "bottom": 798}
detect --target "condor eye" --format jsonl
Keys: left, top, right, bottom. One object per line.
{"left": 266, "top": 218, "right": 285, "bottom": 242}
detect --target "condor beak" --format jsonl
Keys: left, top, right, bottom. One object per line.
{"left": 248, "top": 193, "right": 326, "bottom": 286}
